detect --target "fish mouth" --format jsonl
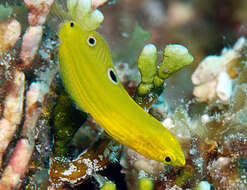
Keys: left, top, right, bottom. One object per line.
{"left": 175, "top": 151, "right": 186, "bottom": 167}
{"left": 176, "top": 157, "right": 186, "bottom": 167}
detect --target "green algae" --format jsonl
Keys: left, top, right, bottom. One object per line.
{"left": 100, "top": 182, "right": 116, "bottom": 190}
{"left": 114, "top": 24, "right": 151, "bottom": 65}
{"left": 158, "top": 44, "right": 194, "bottom": 79}
{"left": 138, "top": 177, "right": 153, "bottom": 190}
{"left": 0, "top": 4, "right": 12, "bottom": 23}
{"left": 175, "top": 167, "right": 194, "bottom": 187}
{"left": 52, "top": 92, "right": 87, "bottom": 157}
{"left": 67, "top": 0, "right": 104, "bottom": 31}
{"left": 134, "top": 43, "right": 193, "bottom": 107}
{"left": 126, "top": 24, "right": 152, "bottom": 65}
{"left": 138, "top": 44, "right": 157, "bottom": 84}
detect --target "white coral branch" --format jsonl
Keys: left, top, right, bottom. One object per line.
{"left": 0, "top": 71, "right": 25, "bottom": 166}
{"left": 192, "top": 37, "right": 246, "bottom": 103}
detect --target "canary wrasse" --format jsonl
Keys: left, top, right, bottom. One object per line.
{"left": 58, "top": 21, "right": 185, "bottom": 166}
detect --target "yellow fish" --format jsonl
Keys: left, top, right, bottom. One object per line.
{"left": 58, "top": 21, "right": 185, "bottom": 166}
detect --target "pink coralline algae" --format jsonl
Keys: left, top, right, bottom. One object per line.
{"left": 19, "top": 26, "right": 43, "bottom": 68}
{"left": 0, "top": 0, "right": 56, "bottom": 189}
{"left": 0, "top": 19, "right": 21, "bottom": 57}
{"left": 20, "top": 0, "right": 54, "bottom": 68}
{"left": 24, "top": 0, "right": 55, "bottom": 26}
{"left": 0, "top": 71, "right": 25, "bottom": 167}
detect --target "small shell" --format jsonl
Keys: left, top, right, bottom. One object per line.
{"left": 195, "top": 181, "right": 211, "bottom": 190}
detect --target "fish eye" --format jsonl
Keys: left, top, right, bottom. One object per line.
{"left": 87, "top": 36, "right": 96, "bottom": 47}
{"left": 165, "top": 156, "right": 171, "bottom": 163}
{"left": 70, "top": 22, "right": 74, "bottom": 27}
{"left": 107, "top": 68, "right": 118, "bottom": 84}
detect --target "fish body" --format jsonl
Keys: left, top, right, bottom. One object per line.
{"left": 58, "top": 21, "right": 185, "bottom": 166}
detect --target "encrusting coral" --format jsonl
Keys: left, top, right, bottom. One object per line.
{"left": 0, "top": 71, "right": 25, "bottom": 166}
{"left": 20, "top": 0, "right": 55, "bottom": 68}
{"left": 192, "top": 37, "right": 246, "bottom": 103}
{"left": 0, "top": 0, "right": 57, "bottom": 189}
{"left": 0, "top": 19, "right": 21, "bottom": 58}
